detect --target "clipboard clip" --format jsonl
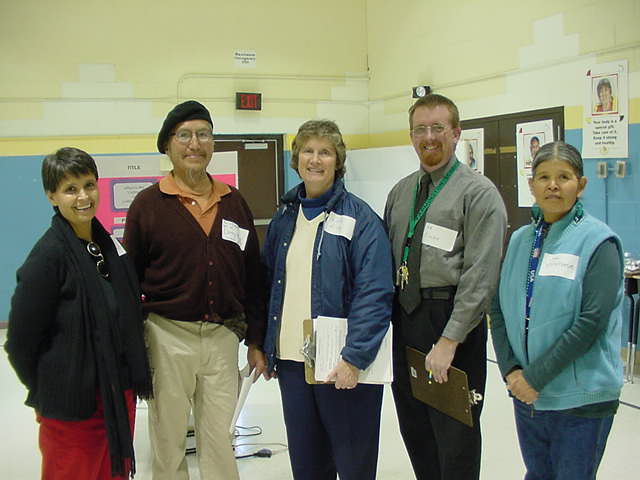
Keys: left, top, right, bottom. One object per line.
{"left": 468, "top": 389, "right": 483, "bottom": 406}
{"left": 301, "top": 331, "right": 316, "bottom": 369}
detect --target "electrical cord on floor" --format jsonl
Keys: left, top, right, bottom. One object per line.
{"left": 233, "top": 442, "right": 289, "bottom": 460}
{"left": 185, "top": 425, "right": 289, "bottom": 459}
{"left": 234, "top": 448, "right": 273, "bottom": 459}
{"left": 233, "top": 424, "right": 263, "bottom": 438}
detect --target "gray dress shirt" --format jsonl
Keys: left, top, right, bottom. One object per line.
{"left": 384, "top": 155, "right": 507, "bottom": 342}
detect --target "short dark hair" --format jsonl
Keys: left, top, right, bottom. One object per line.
{"left": 597, "top": 78, "right": 612, "bottom": 95}
{"left": 532, "top": 141, "right": 583, "bottom": 177}
{"left": 42, "top": 147, "right": 99, "bottom": 193}
{"left": 290, "top": 120, "right": 347, "bottom": 179}
{"left": 530, "top": 136, "right": 540, "bottom": 145}
{"left": 408, "top": 93, "right": 460, "bottom": 130}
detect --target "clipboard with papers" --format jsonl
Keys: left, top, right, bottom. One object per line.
{"left": 405, "top": 346, "right": 475, "bottom": 427}
{"left": 301, "top": 317, "right": 393, "bottom": 385}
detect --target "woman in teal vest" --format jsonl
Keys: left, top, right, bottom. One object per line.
{"left": 491, "top": 141, "right": 624, "bottom": 480}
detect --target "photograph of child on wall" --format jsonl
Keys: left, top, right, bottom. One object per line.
{"left": 592, "top": 75, "right": 618, "bottom": 115}
{"left": 523, "top": 132, "right": 545, "bottom": 169}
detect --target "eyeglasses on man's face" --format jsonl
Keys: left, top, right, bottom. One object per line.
{"left": 172, "top": 129, "right": 214, "bottom": 144}
{"left": 410, "top": 124, "right": 448, "bottom": 137}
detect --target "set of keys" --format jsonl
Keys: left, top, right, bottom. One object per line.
{"left": 396, "top": 262, "right": 409, "bottom": 290}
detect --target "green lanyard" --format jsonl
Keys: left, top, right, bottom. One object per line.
{"left": 401, "top": 161, "right": 460, "bottom": 264}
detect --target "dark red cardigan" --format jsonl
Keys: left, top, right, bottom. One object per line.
{"left": 123, "top": 183, "right": 266, "bottom": 345}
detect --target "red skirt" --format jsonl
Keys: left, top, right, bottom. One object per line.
{"left": 37, "top": 390, "right": 136, "bottom": 480}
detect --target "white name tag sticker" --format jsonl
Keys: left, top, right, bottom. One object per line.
{"left": 538, "top": 253, "right": 579, "bottom": 280}
{"left": 422, "top": 222, "right": 457, "bottom": 252}
{"left": 324, "top": 212, "right": 356, "bottom": 240}
{"left": 110, "top": 235, "right": 127, "bottom": 256}
{"left": 221, "top": 219, "right": 249, "bottom": 251}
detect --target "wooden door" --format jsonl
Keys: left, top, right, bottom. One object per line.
{"left": 214, "top": 134, "right": 285, "bottom": 246}
{"left": 461, "top": 107, "right": 564, "bottom": 242}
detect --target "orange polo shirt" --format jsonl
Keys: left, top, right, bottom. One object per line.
{"left": 158, "top": 173, "right": 231, "bottom": 235}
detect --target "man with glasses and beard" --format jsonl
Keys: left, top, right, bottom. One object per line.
{"left": 384, "top": 94, "right": 507, "bottom": 479}
{"left": 124, "top": 101, "right": 266, "bottom": 480}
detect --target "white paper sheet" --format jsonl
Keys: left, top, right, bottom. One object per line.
{"left": 323, "top": 212, "right": 356, "bottom": 240}
{"left": 222, "top": 219, "right": 249, "bottom": 251}
{"left": 313, "top": 316, "right": 393, "bottom": 384}
{"left": 582, "top": 60, "right": 629, "bottom": 158}
{"left": 422, "top": 222, "right": 458, "bottom": 252}
{"left": 229, "top": 364, "right": 257, "bottom": 435}
{"left": 538, "top": 253, "right": 580, "bottom": 280}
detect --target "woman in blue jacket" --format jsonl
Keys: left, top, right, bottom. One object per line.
{"left": 491, "top": 141, "right": 624, "bottom": 480}
{"left": 258, "top": 120, "right": 394, "bottom": 480}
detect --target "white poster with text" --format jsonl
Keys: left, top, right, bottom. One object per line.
{"left": 455, "top": 128, "right": 484, "bottom": 175}
{"left": 516, "top": 120, "right": 554, "bottom": 207}
{"left": 582, "top": 60, "right": 628, "bottom": 158}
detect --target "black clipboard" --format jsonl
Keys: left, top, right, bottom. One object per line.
{"left": 405, "top": 346, "right": 474, "bottom": 427}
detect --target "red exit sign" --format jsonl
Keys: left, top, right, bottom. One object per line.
{"left": 235, "top": 92, "right": 262, "bottom": 111}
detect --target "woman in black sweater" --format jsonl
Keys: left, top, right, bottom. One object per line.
{"left": 5, "top": 147, "right": 152, "bottom": 479}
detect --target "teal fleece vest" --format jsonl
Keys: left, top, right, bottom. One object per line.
{"left": 498, "top": 204, "right": 624, "bottom": 410}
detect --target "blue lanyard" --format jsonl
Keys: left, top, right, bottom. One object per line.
{"left": 525, "top": 221, "right": 548, "bottom": 322}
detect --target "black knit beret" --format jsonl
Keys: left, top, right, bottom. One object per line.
{"left": 157, "top": 100, "right": 213, "bottom": 153}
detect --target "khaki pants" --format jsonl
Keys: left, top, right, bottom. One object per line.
{"left": 145, "top": 313, "right": 240, "bottom": 480}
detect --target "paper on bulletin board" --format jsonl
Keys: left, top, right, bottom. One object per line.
{"left": 207, "top": 150, "right": 239, "bottom": 188}
{"left": 582, "top": 60, "right": 628, "bottom": 158}
{"left": 94, "top": 154, "right": 164, "bottom": 238}
{"left": 516, "top": 120, "right": 554, "bottom": 207}
{"left": 455, "top": 128, "right": 484, "bottom": 175}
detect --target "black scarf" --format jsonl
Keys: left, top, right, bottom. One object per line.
{"left": 52, "top": 214, "right": 152, "bottom": 478}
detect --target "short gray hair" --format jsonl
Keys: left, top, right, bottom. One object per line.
{"left": 532, "top": 141, "right": 583, "bottom": 177}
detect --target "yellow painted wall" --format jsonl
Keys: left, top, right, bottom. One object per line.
{"left": 366, "top": 1, "right": 529, "bottom": 101}
{"left": 0, "top": 136, "right": 156, "bottom": 157}
{"left": 1, "top": 1, "right": 639, "bottom": 152}
{"left": 1, "top": 0, "right": 367, "bottom": 97}
{"left": 366, "top": 0, "right": 638, "bottom": 100}
{"left": 365, "top": 0, "right": 640, "bottom": 144}
{"left": 0, "top": 0, "right": 368, "bottom": 150}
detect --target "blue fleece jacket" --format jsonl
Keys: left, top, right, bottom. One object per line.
{"left": 496, "top": 203, "right": 624, "bottom": 410}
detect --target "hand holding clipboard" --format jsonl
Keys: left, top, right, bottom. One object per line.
{"left": 406, "top": 346, "right": 481, "bottom": 427}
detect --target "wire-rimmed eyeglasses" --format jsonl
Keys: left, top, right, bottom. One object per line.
{"left": 171, "top": 129, "right": 214, "bottom": 144}
{"left": 410, "top": 124, "right": 448, "bottom": 137}
{"left": 87, "top": 242, "right": 109, "bottom": 278}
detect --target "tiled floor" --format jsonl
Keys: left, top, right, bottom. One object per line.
{"left": 1, "top": 330, "right": 638, "bottom": 479}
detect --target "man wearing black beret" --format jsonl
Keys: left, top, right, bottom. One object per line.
{"left": 124, "top": 100, "right": 267, "bottom": 479}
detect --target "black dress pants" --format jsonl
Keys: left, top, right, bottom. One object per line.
{"left": 391, "top": 289, "right": 487, "bottom": 480}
